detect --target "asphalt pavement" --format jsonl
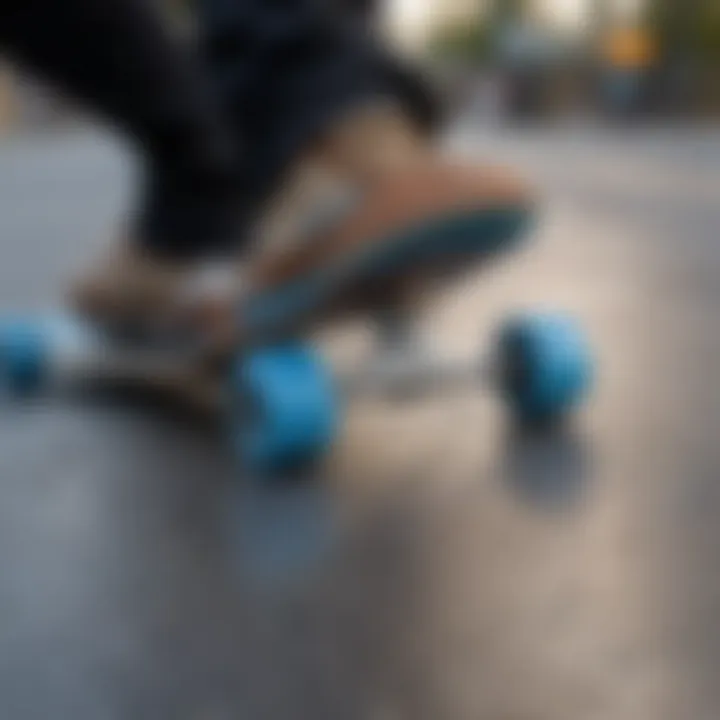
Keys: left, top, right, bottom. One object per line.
{"left": 0, "top": 122, "right": 718, "bottom": 719}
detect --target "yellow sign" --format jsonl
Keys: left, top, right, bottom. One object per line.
{"left": 602, "top": 28, "right": 658, "bottom": 69}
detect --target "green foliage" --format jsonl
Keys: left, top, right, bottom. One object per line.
{"left": 646, "top": 0, "right": 720, "bottom": 61}
{"left": 695, "top": 4, "right": 720, "bottom": 60}
{"left": 491, "top": 0, "right": 528, "bottom": 26}
{"left": 428, "top": 19, "right": 492, "bottom": 66}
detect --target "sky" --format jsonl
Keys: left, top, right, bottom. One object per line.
{"left": 386, "top": 0, "right": 645, "bottom": 49}
{"left": 547, "top": 0, "right": 645, "bottom": 28}
{"left": 545, "top": 0, "right": 592, "bottom": 29}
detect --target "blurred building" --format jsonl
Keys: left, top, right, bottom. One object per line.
{"left": 386, "top": 0, "right": 635, "bottom": 48}
{"left": 0, "top": 0, "right": 715, "bottom": 132}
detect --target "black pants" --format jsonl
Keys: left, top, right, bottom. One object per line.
{"left": 0, "top": 0, "right": 439, "bottom": 259}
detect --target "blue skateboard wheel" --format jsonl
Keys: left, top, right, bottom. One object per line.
{"left": 230, "top": 344, "right": 340, "bottom": 476}
{"left": 498, "top": 312, "right": 593, "bottom": 424}
{"left": 0, "top": 319, "right": 49, "bottom": 395}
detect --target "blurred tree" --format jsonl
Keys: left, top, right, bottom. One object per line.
{"left": 491, "top": 0, "right": 529, "bottom": 26}
{"left": 427, "top": 17, "right": 492, "bottom": 67}
{"left": 645, "top": 0, "right": 720, "bottom": 113}
{"left": 646, "top": 0, "right": 720, "bottom": 61}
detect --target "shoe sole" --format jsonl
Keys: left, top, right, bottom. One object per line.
{"left": 241, "top": 204, "right": 532, "bottom": 343}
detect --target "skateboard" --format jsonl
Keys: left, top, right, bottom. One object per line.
{"left": 0, "top": 204, "right": 594, "bottom": 476}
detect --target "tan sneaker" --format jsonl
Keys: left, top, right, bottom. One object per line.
{"left": 70, "top": 242, "right": 244, "bottom": 337}
{"left": 238, "top": 103, "right": 535, "bottom": 338}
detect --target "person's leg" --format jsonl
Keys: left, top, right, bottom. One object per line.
{"left": 0, "top": 0, "right": 531, "bottom": 332}
{"left": 192, "top": 0, "right": 443, "bottom": 220}
{"left": 0, "top": 0, "right": 244, "bottom": 324}
{"left": 192, "top": 0, "right": 532, "bottom": 334}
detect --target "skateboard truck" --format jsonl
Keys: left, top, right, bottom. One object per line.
{"left": 339, "top": 308, "right": 483, "bottom": 398}
{"left": 0, "top": 310, "right": 594, "bottom": 478}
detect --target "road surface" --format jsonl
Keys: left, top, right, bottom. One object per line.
{"left": 0, "top": 123, "right": 718, "bottom": 719}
